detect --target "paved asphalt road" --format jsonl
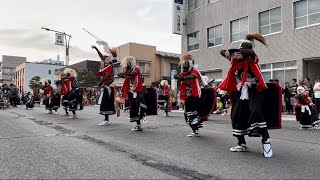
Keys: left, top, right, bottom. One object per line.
{"left": 0, "top": 105, "right": 319, "bottom": 179}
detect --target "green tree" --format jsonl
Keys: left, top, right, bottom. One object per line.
{"left": 29, "top": 76, "right": 42, "bottom": 89}
{"left": 77, "top": 70, "right": 99, "bottom": 88}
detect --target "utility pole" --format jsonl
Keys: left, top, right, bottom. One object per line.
{"left": 41, "top": 27, "right": 72, "bottom": 67}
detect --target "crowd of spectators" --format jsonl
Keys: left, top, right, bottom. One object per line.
{"left": 211, "top": 76, "right": 320, "bottom": 117}
{"left": 2, "top": 76, "right": 319, "bottom": 118}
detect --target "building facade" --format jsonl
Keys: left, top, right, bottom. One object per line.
{"left": 181, "top": 0, "right": 320, "bottom": 85}
{"left": 108, "top": 43, "right": 180, "bottom": 86}
{"left": 68, "top": 60, "right": 100, "bottom": 73}
{"left": 16, "top": 62, "right": 65, "bottom": 92}
{"left": 1, "top": 55, "right": 26, "bottom": 85}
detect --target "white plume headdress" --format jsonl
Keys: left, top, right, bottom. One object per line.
{"left": 63, "top": 68, "right": 77, "bottom": 78}
{"left": 121, "top": 56, "right": 136, "bottom": 70}
{"left": 179, "top": 53, "right": 194, "bottom": 71}
{"left": 160, "top": 80, "right": 168, "bottom": 86}
{"left": 41, "top": 78, "right": 49, "bottom": 85}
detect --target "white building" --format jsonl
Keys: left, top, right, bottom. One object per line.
{"left": 16, "top": 62, "right": 65, "bottom": 92}
{"left": 40, "top": 58, "right": 64, "bottom": 65}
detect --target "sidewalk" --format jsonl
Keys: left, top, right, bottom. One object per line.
{"left": 171, "top": 110, "right": 297, "bottom": 121}
{"left": 282, "top": 114, "right": 296, "bottom": 121}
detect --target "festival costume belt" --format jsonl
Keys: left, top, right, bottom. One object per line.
{"left": 301, "top": 105, "right": 311, "bottom": 115}
{"left": 236, "top": 78, "right": 256, "bottom": 100}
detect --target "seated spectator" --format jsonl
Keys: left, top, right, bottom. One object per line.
{"left": 213, "top": 97, "right": 223, "bottom": 114}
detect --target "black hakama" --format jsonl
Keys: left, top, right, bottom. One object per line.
{"left": 62, "top": 92, "right": 70, "bottom": 110}
{"left": 231, "top": 84, "right": 268, "bottom": 137}
{"left": 45, "top": 97, "right": 53, "bottom": 110}
{"left": 52, "top": 93, "right": 61, "bottom": 111}
{"left": 100, "top": 87, "right": 115, "bottom": 115}
{"left": 184, "top": 96, "right": 202, "bottom": 132}
{"left": 128, "top": 90, "right": 147, "bottom": 122}
{"left": 68, "top": 88, "right": 82, "bottom": 111}
{"left": 295, "top": 105, "right": 320, "bottom": 128}
{"left": 199, "top": 88, "right": 216, "bottom": 121}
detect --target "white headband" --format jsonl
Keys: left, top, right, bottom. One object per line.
{"left": 297, "top": 86, "right": 305, "bottom": 93}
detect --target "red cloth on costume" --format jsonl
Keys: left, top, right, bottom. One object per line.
{"left": 121, "top": 67, "right": 143, "bottom": 95}
{"left": 68, "top": 76, "right": 75, "bottom": 82}
{"left": 60, "top": 79, "right": 71, "bottom": 95}
{"left": 162, "top": 85, "right": 170, "bottom": 95}
{"left": 44, "top": 85, "right": 53, "bottom": 97}
{"left": 121, "top": 79, "right": 130, "bottom": 95}
{"left": 295, "top": 92, "right": 312, "bottom": 106}
{"left": 179, "top": 69, "right": 202, "bottom": 100}
{"left": 68, "top": 76, "right": 76, "bottom": 89}
{"left": 96, "top": 65, "right": 113, "bottom": 86}
{"left": 219, "top": 56, "right": 267, "bottom": 92}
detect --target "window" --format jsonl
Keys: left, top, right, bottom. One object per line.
{"left": 187, "top": 31, "right": 200, "bottom": 51}
{"left": 273, "top": 62, "right": 284, "bottom": 69}
{"left": 261, "top": 61, "right": 297, "bottom": 86}
{"left": 137, "top": 61, "right": 151, "bottom": 75}
{"left": 48, "top": 70, "right": 51, "bottom": 75}
{"left": 294, "top": 0, "right": 320, "bottom": 28}
{"left": 207, "top": 25, "right": 222, "bottom": 47}
{"left": 188, "top": 0, "right": 199, "bottom": 11}
{"left": 230, "top": 17, "right": 249, "bottom": 42}
{"left": 259, "top": 7, "right": 281, "bottom": 35}
{"left": 208, "top": 0, "right": 218, "bottom": 4}
{"left": 285, "top": 60, "right": 296, "bottom": 67}
{"left": 202, "top": 70, "right": 222, "bottom": 82}
{"left": 273, "top": 70, "right": 284, "bottom": 85}
{"left": 260, "top": 64, "right": 271, "bottom": 70}
{"left": 262, "top": 72, "right": 271, "bottom": 82}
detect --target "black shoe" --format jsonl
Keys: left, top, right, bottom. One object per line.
{"left": 131, "top": 125, "right": 143, "bottom": 131}
{"left": 79, "top": 105, "right": 83, "bottom": 110}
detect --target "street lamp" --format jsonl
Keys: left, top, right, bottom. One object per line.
{"left": 41, "top": 27, "right": 72, "bottom": 67}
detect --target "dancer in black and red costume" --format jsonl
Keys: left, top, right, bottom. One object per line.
{"left": 120, "top": 56, "right": 147, "bottom": 131}
{"left": 92, "top": 45, "right": 118, "bottom": 126}
{"left": 42, "top": 79, "right": 54, "bottom": 114}
{"left": 174, "top": 54, "right": 215, "bottom": 137}
{"left": 294, "top": 86, "right": 320, "bottom": 129}
{"left": 158, "top": 79, "right": 171, "bottom": 117}
{"left": 219, "top": 33, "right": 281, "bottom": 158}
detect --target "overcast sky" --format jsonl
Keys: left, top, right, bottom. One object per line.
{"left": 0, "top": 0, "right": 181, "bottom": 64}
